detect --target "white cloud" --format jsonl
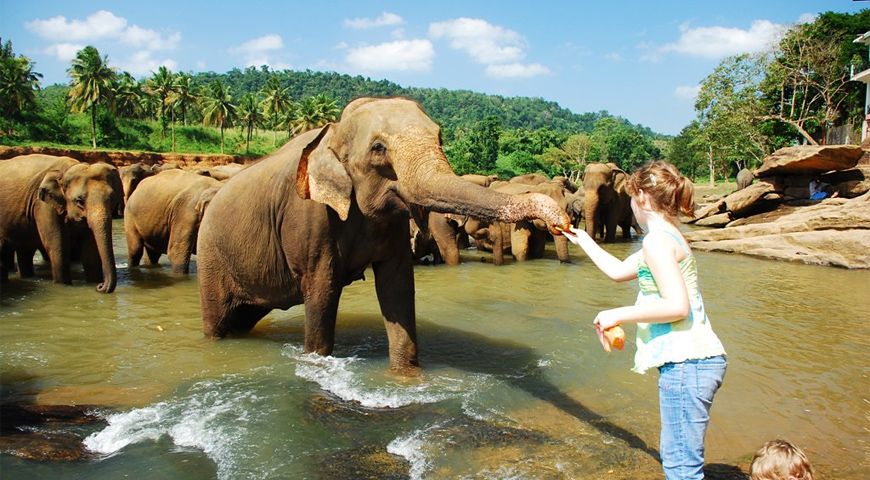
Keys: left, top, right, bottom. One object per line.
{"left": 485, "top": 63, "right": 550, "bottom": 78}
{"left": 26, "top": 10, "right": 179, "bottom": 51}
{"left": 344, "top": 12, "right": 404, "bottom": 29}
{"left": 115, "top": 51, "right": 178, "bottom": 76}
{"left": 674, "top": 85, "right": 701, "bottom": 101}
{"left": 346, "top": 39, "right": 434, "bottom": 72}
{"left": 429, "top": 17, "right": 525, "bottom": 64}
{"left": 229, "top": 34, "right": 291, "bottom": 69}
{"left": 656, "top": 20, "right": 787, "bottom": 59}
{"left": 195, "top": 60, "right": 207, "bottom": 70}
{"left": 43, "top": 43, "right": 85, "bottom": 61}
{"left": 604, "top": 52, "right": 623, "bottom": 62}
{"left": 797, "top": 13, "right": 818, "bottom": 25}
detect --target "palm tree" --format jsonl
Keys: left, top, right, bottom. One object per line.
{"left": 236, "top": 93, "right": 261, "bottom": 153}
{"left": 259, "top": 76, "right": 291, "bottom": 145}
{"left": 172, "top": 73, "right": 196, "bottom": 125}
{"left": 0, "top": 38, "right": 42, "bottom": 132}
{"left": 146, "top": 66, "right": 175, "bottom": 139}
{"left": 201, "top": 80, "right": 236, "bottom": 154}
{"left": 290, "top": 94, "right": 339, "bottom": 136}
{"left": 113, "top": 71, "right": 142, "bottom": 118}
{"left": 67, "top": 45, "right": 116, "bottom": 149}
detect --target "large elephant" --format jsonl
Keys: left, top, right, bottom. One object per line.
{"left": 0, "top": 155, "right": 121, "bottom": 292}
{"left": 582, "top": 162, "right": 636, "bottom": 243}
{"left": 196, "top": 97, "right": 570, "bottom": 371}
{"left": 125, "top": 169, "right": 222, "bottom": 273}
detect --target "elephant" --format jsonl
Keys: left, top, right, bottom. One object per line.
{"left": 509, "top": 173, "right": 550, "bottom": 185}
{"left": 194, "top": 163, "right": 246, "bottom": 181}
{"left": 736, "top": 168, "right": 754, "bottom": 191}
{"left": 582, "top": 162, "right": 637, "bottom": 243}
{"left": 0, "top": 155, "right": 122, "bottom": 292}
{"left": 118, "top": 162, "right": 155, "bottom": 216}
{"left": 196, "top": 97, "right": 570, "bottom": 371}
{"left": 125, "top": 169, "right": 223, "bottom": 273}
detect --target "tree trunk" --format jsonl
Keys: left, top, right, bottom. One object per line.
{"left": 220, "top": 122, "right": 225, "bottom": 154}
{"left": 170, "top": 108, "right": 176, "bottom": 152}
{"left": 708, "top": 144, "right": 715, "bottom": 187}
{"left": 90, "top": 105, "right": 97, "bottom": 149}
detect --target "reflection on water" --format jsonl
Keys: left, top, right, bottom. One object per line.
{"left": 1, "top": 219, "right": 868, "bottom": 478}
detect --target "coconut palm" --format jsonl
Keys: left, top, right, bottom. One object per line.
{"left": 0, "top": 38, "right": 42, "bottom": 132}
{"left": 290, "top": 94, "right": 339, "bottom": 136}
{"left": 201, "top": 79, "right": 237, "bottom": 154}
{"left": 113, "top": 71, "right": 142, "bottom": 118}
{"left": 236, "top": 93, "right": 261, "bottom": 153}
{"left": 259, "top": 76, "right": 291, "bottom": 145}
{"left": 172, "top": 73, "right": 196, "bottom": 125}
{"left": 146, "top": 66, "right": 175, "bottom": 139}
{"left": 67, "top": 45, "right": 116, "bottom": 148}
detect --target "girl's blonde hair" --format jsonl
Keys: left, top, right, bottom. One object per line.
{"left": 625, "top": 161, "right": 695, "bottom": 218}
{"left": 750, "top": 439, "right": 814, "bottom": 480}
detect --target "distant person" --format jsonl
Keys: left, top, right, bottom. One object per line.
{"left": 808, "top": 177, "right": 838, "bottom": 200}
{"left": 562, "top": 161, "right": 726, "bottom": 480}
{"left": 750, "top": 439, "right": 814, "bottom": 480}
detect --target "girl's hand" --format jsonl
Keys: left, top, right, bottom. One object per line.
{"left": 563, "top": 226, "right": 588, "bottom": 246}
{"left": 593, "top": 309, "right": 621, "bottom": 331}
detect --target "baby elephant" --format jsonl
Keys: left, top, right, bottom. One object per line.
{"left": 124, "top": 169, "right": 222, "bottom": 273}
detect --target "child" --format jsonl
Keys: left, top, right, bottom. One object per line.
{"left": 750, "top": 439, "right": 814, "bottom": 480}
{"left": 563, "top": 161, "right": 726, "bottom": 480}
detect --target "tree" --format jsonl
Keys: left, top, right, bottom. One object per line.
{"left": 172, "top": 73, "right": 196, "bottom": 125}
{"left": 67, "top": 45, "right": 116, "bottom": 148}
{"left": 146, "top": 66, "right": 175, "bottom": 139}
{"left": 0, "top": 38, "right": 42, "bottom": 133}
{"left": 537, "top": 133, "right": 596, "bottom": 182}
{"left": 201, "top": 80, "right": 236, "bottom": 154}
{"left": 290, "top": 94, "right": 339, "bottom": 136}
{"left": 259, "top": 76, "right": 292, "bottom": 145}
{"left": 696, "top": 54, "right": 770, "bottom": 184}
{"left": 236, "top": 93, "right": 261, "bottom": 153}
{"left": 113, "top": 71, "right": 142, "bottom": 118}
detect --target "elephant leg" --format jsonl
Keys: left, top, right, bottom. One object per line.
{"left": 145, "top": 247, "right": 162, "bottom": 266}
{"left": 16, "top": 248, "right": 36, "bottom": 278}
{"left": 167, "top": 224, "right": 195, "bottom": 274}
{"left": 511, "top": 225, "right": 530, "bottom": 262}
{"left": 35, "top": 206, "right": 70, "bottom": 284}
{"left": 373, "top": 242, "right": 419, "bottom": 371}
{"left": 554, "top": 235, "right": 571, "bottom": 263}
{"left": 125, "top": 222, "right": 144, "bottom": 268}
{"left": 78, "top": 231, "right": 103, "bottom": 283}
{"left": 202, "top": 298, "right": 269, "bottom": 337}
{"left": 1, "top": 243, "right": 13, "bottom": 283}
{"left": 302, "top": 276, "right": 341, "bottom": 357}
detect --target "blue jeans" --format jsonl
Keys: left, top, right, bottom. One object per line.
{"left": 658, "top": 355, "right": 727, "bottom": 480}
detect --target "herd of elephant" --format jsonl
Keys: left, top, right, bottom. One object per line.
{"left": 0, "top": 97, "right": 641, "bottom": 372}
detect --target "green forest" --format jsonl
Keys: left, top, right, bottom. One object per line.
{"left": 1, "top": 9, "right": 867, "bottom": 182}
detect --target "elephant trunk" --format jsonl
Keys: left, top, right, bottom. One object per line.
{"left": 584, "top": 191, "right": 599, "bottom": 238}
{"left": 395, "top": 152, "right": 570, "bottom": 231}
{"left": 87, "top": 209, "right": 117, "bottom": 293}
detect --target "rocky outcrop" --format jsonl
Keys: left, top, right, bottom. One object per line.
{"left": 686, "top": 192, "right": 870, "bottom": 268}
{"left": 0, "top": 145, "right": 256, "bottom": 168}
{"left": 753, "top": 145, "right": 863, "bottom": 176}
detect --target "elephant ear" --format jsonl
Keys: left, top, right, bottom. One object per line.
{"left": 295, "top": 124, "right": 353, "bottom": 221}
{"left": 38, "top": 170, "right": 67, "bottom": 215}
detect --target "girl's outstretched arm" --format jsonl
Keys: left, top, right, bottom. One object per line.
{"left": 564, "top": 227, "right": 639, "bottom": 282}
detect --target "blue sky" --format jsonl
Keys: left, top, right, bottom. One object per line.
{"left": 2, "top": 1, "right": 867, "bottom": 135}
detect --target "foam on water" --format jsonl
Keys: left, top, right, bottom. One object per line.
{"left": 285, "top": 344, "right": 493, "bottom": 409}
{"left": 84, "top": 377, "right": 261, "bottom": 479}
{"left": 387, "top": 424, "right": 441, "bottom": 480}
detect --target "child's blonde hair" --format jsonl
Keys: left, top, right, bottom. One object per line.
{"left": 625, "top": 161, "right": 695, "bottom": 219}
{"left": 750, "top": 439, "right": 814, "bottom": 480}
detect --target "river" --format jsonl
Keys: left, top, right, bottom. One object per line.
{"left": 1, "top": 219, "right": 868, "bottom": 479}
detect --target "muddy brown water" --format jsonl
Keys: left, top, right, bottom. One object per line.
{"left": 1, "top": 219, "right": 868, "bottom": 479}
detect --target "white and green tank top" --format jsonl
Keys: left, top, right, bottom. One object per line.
{"left": 632, "top": 230, "right": 726, "bottom": 374}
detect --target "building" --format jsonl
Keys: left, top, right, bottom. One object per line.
{"left": 852, "top": 31, "right": 870, "bottom": 142}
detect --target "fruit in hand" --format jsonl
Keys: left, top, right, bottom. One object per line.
{"left": 603, "top": 326, "right": 625, "bottom": 351}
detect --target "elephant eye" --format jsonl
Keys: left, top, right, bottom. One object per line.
{"left": 371, "top": 142, "right": 386, "bottom": 154}
{"left": 75, "top": 195, "right": 86, "bottom": 207}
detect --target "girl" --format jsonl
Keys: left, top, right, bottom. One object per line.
{"left": 563, "top": 161, "right": 726, "bottom": 480}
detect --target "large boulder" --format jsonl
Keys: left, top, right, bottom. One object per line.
{"left": 753, "top": 145, "right": 864, "bottom": 177}
{"left": 821, "top": 165, "right": 870, "bottom": 198}
{"left": 686, "top": 192, "right": 870, "bottom": 268}
{"left": 723, "top": 181, "right": 781, "bottom": 217}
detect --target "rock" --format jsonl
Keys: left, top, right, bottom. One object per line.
{"left": 0, "top": 403, "right": 107, "bottom": 462}
{"left": 723, "top": 181, "right": 780, "bottom": 217}
{"left": 754, "top": 145, "right": 864, "bottom": 177}
{"left": 695, "top": 212, "right": 733, "bottom": 227}
{"left": 686, "top": 192, "right": 870, "bottom": 268}
{"left": 821, "top": 165, "right": 870, "bottom": 198}
{"left": 691, "top": 199, "right": 726, "bottom": 222}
